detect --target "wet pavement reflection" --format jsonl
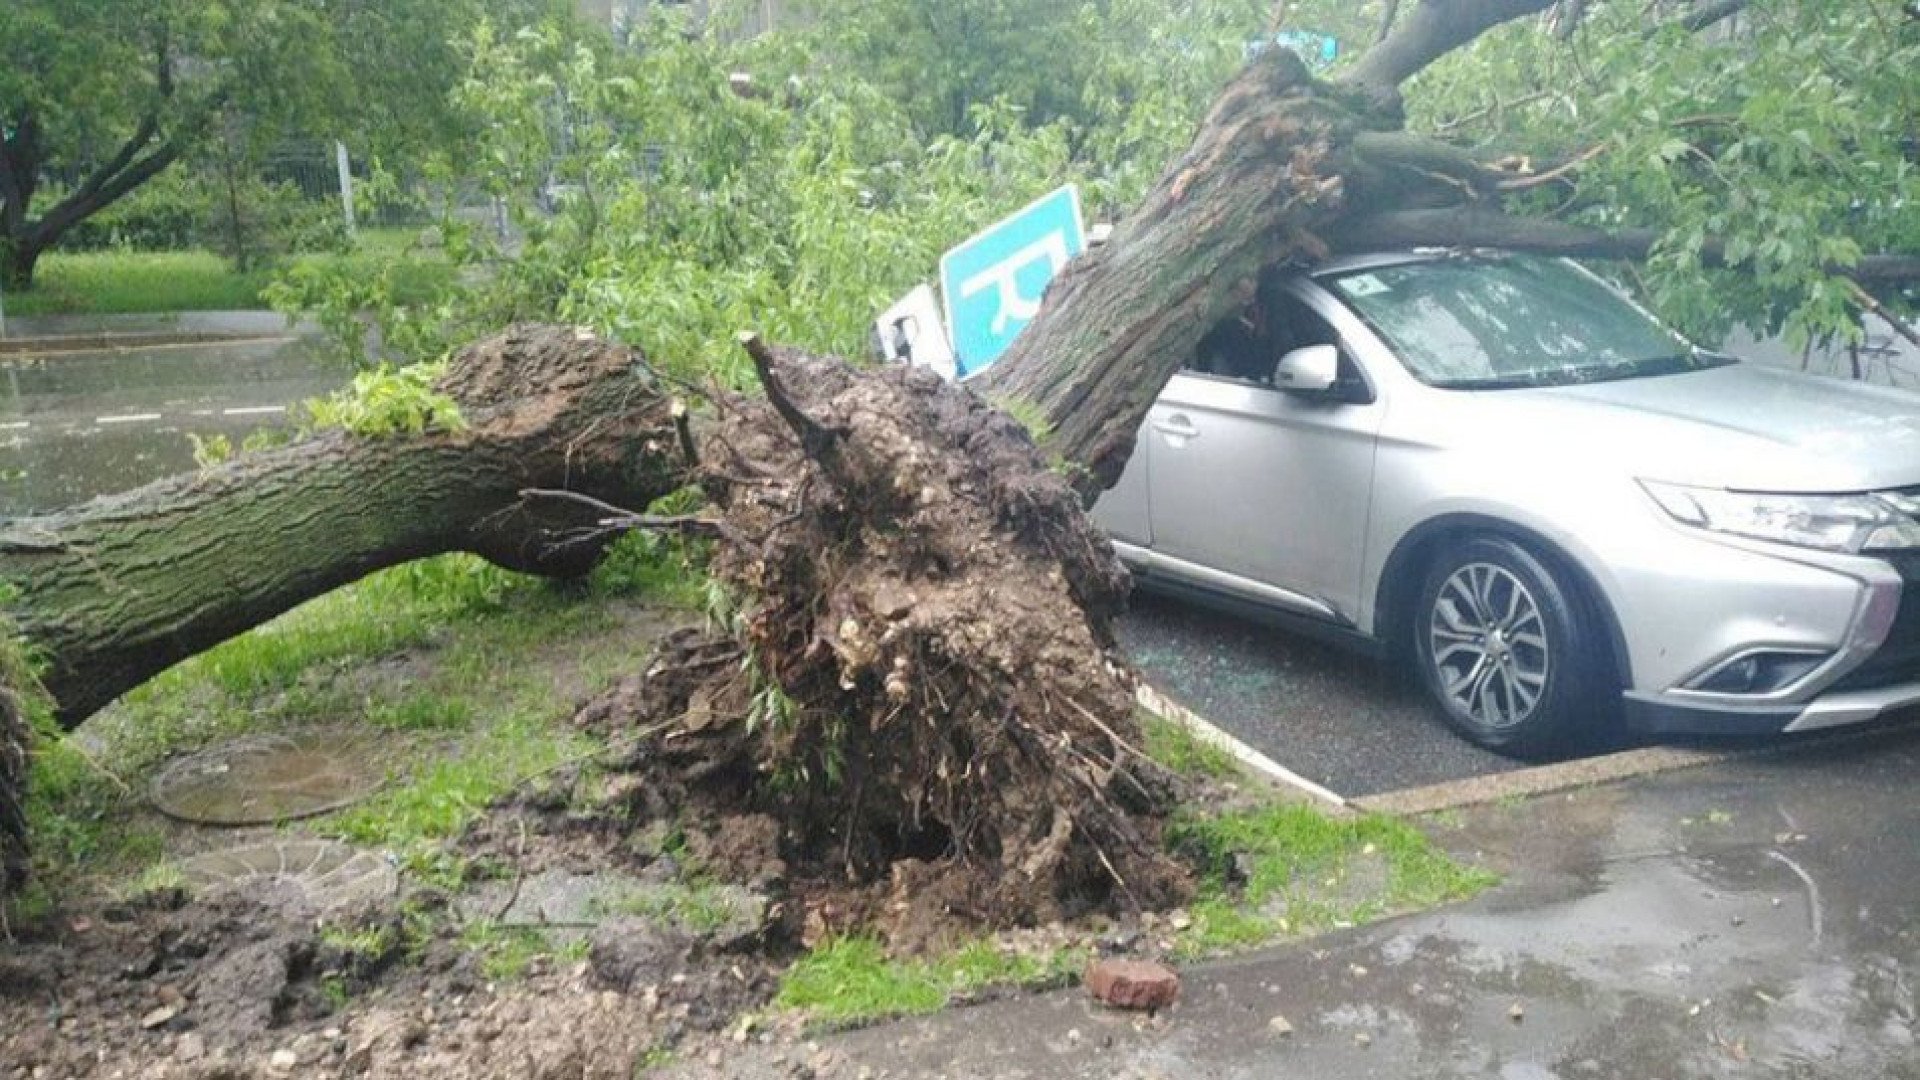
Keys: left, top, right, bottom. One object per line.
{"left": 765, "top": 722, "right": 1920, "bottom": 1079}
{"left": 0, "top": 318, "right": 343, "bottom": 514}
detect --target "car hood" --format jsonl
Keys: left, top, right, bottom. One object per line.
{"left": 1473, "top": 363, "right": 1920, "bottom": 493}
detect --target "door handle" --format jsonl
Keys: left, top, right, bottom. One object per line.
{"left": 1152, "top": 414, "right": 1201, "bottom": 441}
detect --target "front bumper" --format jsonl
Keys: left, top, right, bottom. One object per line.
{"left": 1626, "top": 679, "right": 1920, "bottom": 736}
{"left": 1625, "top": 551, "right": 1920, "bottom": 736}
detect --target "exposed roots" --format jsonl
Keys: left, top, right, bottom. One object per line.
{"left": 576, "top": 345, "right": 1191, "bottom": 945}
{"left": 1, "top": 685, "right": 26, "bottom": 895}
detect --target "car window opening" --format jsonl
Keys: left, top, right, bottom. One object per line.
{"left": 1192, "top": 284, "right": 1345, "bottom": 386}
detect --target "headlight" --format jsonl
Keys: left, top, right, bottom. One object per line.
{"left": 1640, "top": 480, "right": 1920, "bottom": 554}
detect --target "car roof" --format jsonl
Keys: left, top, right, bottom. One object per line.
{"left": 1304, "top": 249, "right": 1551, "bottom": 280}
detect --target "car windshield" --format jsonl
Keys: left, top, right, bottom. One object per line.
{"left": 1323, "top": 256, "right": 1729, "bottom": 389}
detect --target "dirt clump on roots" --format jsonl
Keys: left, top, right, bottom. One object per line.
{"left": 573, "top": 343, "right": 1193, "bottom": 949}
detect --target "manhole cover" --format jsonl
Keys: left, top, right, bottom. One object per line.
{"left": 150, "top": 730, "right": 385, "bottom": 825}
{"left": 177, "top": 839, "right": 398, "bottom": 911}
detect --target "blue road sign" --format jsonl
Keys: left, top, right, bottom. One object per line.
{"left": 1247, "top": 30, "right": 1340, "bottom": 69}
{"left": 939, "top": 184, "right": 1086, "bottom": 377}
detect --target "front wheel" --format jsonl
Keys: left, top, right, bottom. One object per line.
{"left": 1413, "top": 537, "right": 1609, "bottom": 759}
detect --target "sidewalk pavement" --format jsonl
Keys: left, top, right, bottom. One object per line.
{"left": 698, "top": 722, "right": 1920, "bottom": 1079}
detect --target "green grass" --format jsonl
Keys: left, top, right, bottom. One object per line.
{"left": 461, "top": 923, "right": 560, "bottom": 983}
{"left": 6, "top": 250, "right": 260, "bottom": 315}
{"left": 606, "top": 877, "right": 744, "bottom": 935}
{"left": 3, "top": 228, "right": 452, "bottom": 317}
{"left": 1139, "top": 709, "right": 1242, "bottom": 781}
{"left": 775, "top": 936, "right": 1085, "bottom": 1025}
{"left": 24, "top": 537, "right": 705, "bottom": 902}
{"left": 1167, "top": 802, "right": 1497, "bottom": 957}
{"left": 634, "top": 1045, "right": 678, "bottom": 1072}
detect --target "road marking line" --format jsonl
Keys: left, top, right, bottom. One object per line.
{"left": 221, "top": 405, "right": 287, "bottom": 417}
{"left": 1134, "top": 682, "right": 1349, "bottom": 811}
{"left": 95, "top": 412, "right": 164, "bottom": 425}
{"left": 0, "top": 421, "right": 28, "bottom": 431}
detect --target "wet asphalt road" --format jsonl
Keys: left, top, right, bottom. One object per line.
{"left": 1117, "top": 589, "right": 1523, "bottom": 798}
{"left": 0, "top": 313, "right": 339, "bottom": 514}
{"left": 710, "top": 722, "right": 1920, "bottom": 1080}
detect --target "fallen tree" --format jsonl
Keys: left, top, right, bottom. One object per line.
{"left": 0, "top": 324, "right": 1193, "bottom": 924}
{"left": 5, "top": 0, "right": 1918, "bottom": 907}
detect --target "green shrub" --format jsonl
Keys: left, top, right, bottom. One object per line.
{"left": 54, "top": 171, "right": 208, "bottom": 252}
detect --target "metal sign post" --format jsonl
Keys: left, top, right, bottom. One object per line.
{"left": 873, "top": 284, "right": 956, "bottom": 380}
{"left": 334, "top": 141, "right": 358, "bottom": 239}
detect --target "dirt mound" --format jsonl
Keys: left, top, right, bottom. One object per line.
{"left": 0, "top": 884, "right": 773, "bottom": 1079}
{"left": 574, "top": 343, "right": 1192, "bottom": 946}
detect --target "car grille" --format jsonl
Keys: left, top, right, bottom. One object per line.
{"left": 1832, "top": 551, "right": 1920, "bottom": 693}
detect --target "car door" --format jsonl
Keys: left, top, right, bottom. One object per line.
{"left": 1144, "top": 287, "right": 1386, "bottom": 625}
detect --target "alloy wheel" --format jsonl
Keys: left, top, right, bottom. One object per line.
{"left": 1427, "top": 561, "right": 1552, "bottom": 730}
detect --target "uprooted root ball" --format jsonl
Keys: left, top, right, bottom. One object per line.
{"left": 576, "top": 344, "right": 1191, "bottom": 944}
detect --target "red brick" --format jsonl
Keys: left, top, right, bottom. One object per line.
{"left": 1084, "top": 958, "right": 1180, "bottom": 1011}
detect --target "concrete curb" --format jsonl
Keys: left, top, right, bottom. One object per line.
{"left": 0, "top": 331, "right": 294, "bottom": 357}
{"left": 1351, "top": 744, "right": 1731, "bottom": 816}
{"left": 1134, "top": 682, "right": 1349, "bottom": 811}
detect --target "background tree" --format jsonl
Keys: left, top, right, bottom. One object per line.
{"left": 1406, "top": 0, "right": 1920, "bottom": 348}
{"left": 0, "top": 0, "right": 565, "bottom": 290}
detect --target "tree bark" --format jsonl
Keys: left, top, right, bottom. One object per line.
{"left": 980, "top": 50, "right": 1366, "bottom": 493}
{"left": 980, "top": 0, "right": 1563, "bottom": 492}
{"left": 2, "top": 325, "right": 684, "bottom": 731}
{"left": 2, "top": 244, "right": 42, "bottom": 293}
{"left": 1341, "top": 0, "right": 1556, "bottom": 96}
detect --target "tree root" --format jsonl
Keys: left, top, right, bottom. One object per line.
{"left": 576, "top": 344, "right": 1191, "bottom": 944}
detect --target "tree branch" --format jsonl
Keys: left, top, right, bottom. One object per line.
{"left": 1374, "top": 0, "right": 1401, "bottom": 44}
{"left": 513, "top": 488, "right": 727, "bottom": 555}
{"left": 55, "top": 27, "right": 175, "bottom": 217}
{"left": 1495, "top": 141, "right": 1608, "bottom": 190}
{"left": 1551, "top": 0, "right": 1589, "bottom": 40}
{"left": 738, "top": 332, "right": 853, "bottom": 490}
{"left": 1334, "top": 208, "right": 1920, "bottom": 283}
{"left": 64, "top": 115, "right": 161, "bottom": 209}
{"left": 1679, "top": 0, "right": 1749, "bottom": 34}
{"left": 1340, "top": 0, "right": 1558, "bottom": 93}
{"left": 26, "top": 139, "right": 183, "bottom": 251}
{"left": 1848, "top": 282, "right": 1920, "bottom": 350}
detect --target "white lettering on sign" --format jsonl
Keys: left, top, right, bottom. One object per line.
{"left": 957, "top": 231, "right": 1072, "bottom": 336}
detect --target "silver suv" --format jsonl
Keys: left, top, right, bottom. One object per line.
{"left": 1093, "top": 252, "right": 1920, "bottom": 757}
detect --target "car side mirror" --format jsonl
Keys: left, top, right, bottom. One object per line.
{"left": 1272, "top": 344, "right": 1339, "bottom": 394}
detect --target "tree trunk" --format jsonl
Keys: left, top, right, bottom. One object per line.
{"left": 1, "top": 241, "right": 38, "bottom": 293}
{"left": 982, "top": 12, "right": 1559, "bottom": 493}
{"left": 981, "top": 50, "right": 1365, "bottom": 492}
{"left": 3, "top": 325, "right": 684, "bottom": 731}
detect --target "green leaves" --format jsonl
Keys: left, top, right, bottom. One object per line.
{"left": 1411, "top": 0, "right": 1920, "bottom": 348}
{"left": 301, "top": 362, "right": 466, "bottom": 438}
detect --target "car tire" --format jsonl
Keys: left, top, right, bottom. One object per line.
{"left": 1413, "top": 536, "right": 1609, "bottom": 759}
